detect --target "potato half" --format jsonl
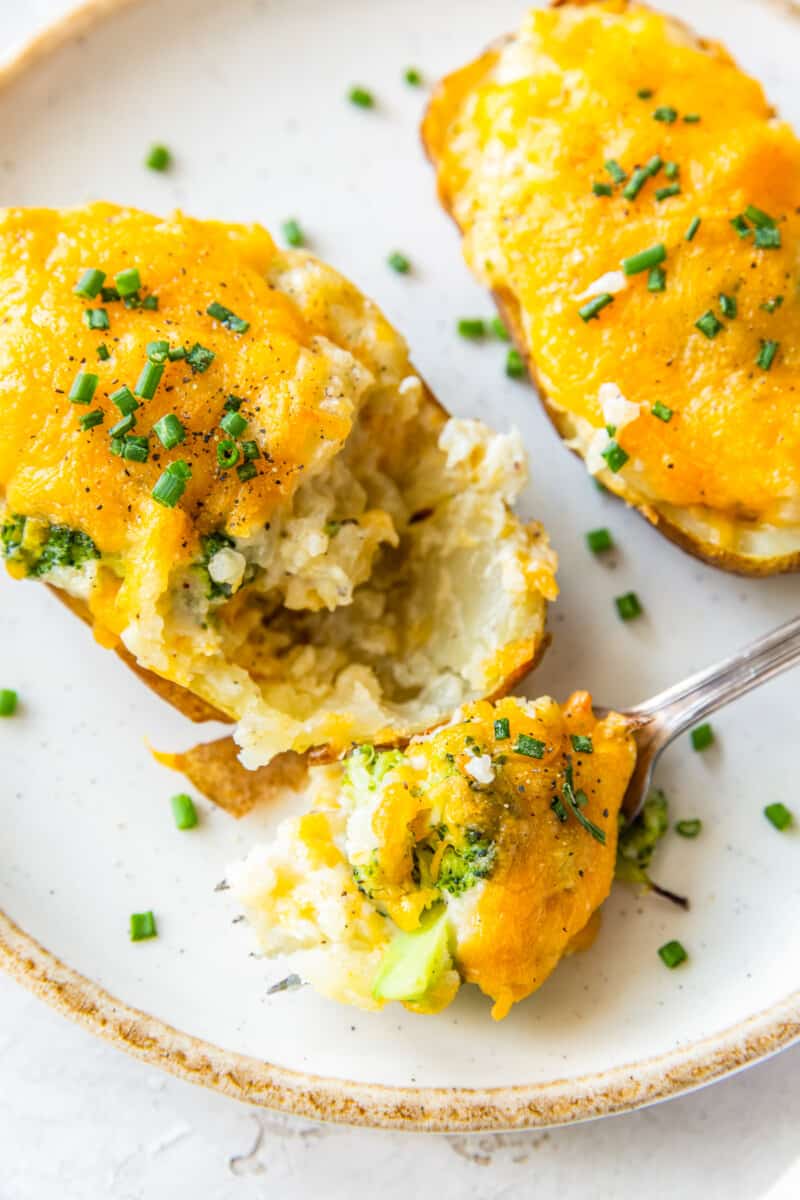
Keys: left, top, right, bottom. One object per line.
{"left": 422, "top": 0, "right": 800, "bottom": 574}
{"left": 0, "top": 204, "right": 556, "bottom": 767}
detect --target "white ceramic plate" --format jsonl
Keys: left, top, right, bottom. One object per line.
{"left": 1, "top": 0, "right": 800, "bottom": 1132}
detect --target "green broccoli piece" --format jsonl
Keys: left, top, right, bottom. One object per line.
{"left": 344, "top": 745, "right": 405, "bottom": 799}
{"left": 0, "top": 513, "right": 26, "bottom": 559}
{"left": 616, "top": 788, "right": 688, "bottom": 908}
{"left": 31, "top": 525, "right": 100, "bottom": 577}
{"left": 437, "top": 827, "right": 496, "bottom": 897}
{"left": 372, "top": 905, "right": 454, "bottom": 1004}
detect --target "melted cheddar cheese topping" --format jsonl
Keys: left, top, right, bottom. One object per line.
{"left": 424, "top": 0, "right": 800, "bottom": 530}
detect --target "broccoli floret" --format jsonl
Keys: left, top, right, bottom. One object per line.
{"left": 1, "top": 514, "right": 99, "bottom": 576}
{"left": 1, "top": 513, "right": 26, "bottom": 559}
{"left": 344, "top": 745, "right": 405, "bottom": 798}
{"left": 197, "top": 531, "right": 236, "bottom": 599}
{"left": 437, "top": 827, "right": 496, "bottom": 897}
{"left": 615, "top": 788, "right": 668, "bottom": 886}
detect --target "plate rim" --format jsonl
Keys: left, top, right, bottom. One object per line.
{"left": 1, "top": 0, "right": 798, "bottom": 1132}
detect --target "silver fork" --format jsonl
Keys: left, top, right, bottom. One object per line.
{"left": 606, "top": 613, "right": 800, "bottom": 821}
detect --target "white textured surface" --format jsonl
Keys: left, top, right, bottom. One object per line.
{"left": 1, "top": 2, "right": 800, "bottom": 1196}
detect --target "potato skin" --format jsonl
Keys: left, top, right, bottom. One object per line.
{"left": 421, "top": 0, "right": 800, "bottom": 576}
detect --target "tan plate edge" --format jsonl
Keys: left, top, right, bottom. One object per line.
{"left": 0, "top": 0, "right": 799, "bottom": 1132}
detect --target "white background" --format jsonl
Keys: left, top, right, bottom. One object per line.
{"left": 1, "top": 3, "right": 799, "bottom": 1197}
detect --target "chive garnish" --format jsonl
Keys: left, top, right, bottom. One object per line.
{"left": 755, "top": 226, "right": 781, "bottom": 249}
{"left": 563, "top": 762, "right": 605, "bottom": 843}
{"left": 168, "top": 345, "right": 187, "bottom": 361}
{"left": 171, "top": 793, "right": 198, "bottom": 829}
{"left": 122, "top": 436, "right": 149, "bottom": 463}
{"left": 96, "top": 343, "right": 110, "bottom": 361}
{"left": 744, "top": 204, "right": 776, "bottom": 228}
{"left": 514, "top": 733, "right": 545, "bottom": 759}
{"left": 282, "top": 218, "right": 304, "bottom": 247}
{"left": 664, "top": 161, "right": 679, "bottom": 180}
{"left": 404, "top": 67, "right": 422, "bottom": 86}
{"left": 764, "top": 802, "right": 793, "bottom": 831}
{"left": 655, "top": 184, "right": 681, "bottom": 202}
{"left": 146, "top": 339, "right": 170, "bottom": 364}
{"left": 579, "top": 293, "right": 613, "bottom": 322}
{"left": 152, "top": 461, "right": 191, "bottom": 507}
{"left": 615, "top": 591, "right": 642, "bottom": 621}
{"left": 348, "top": 86, "right": 374, "bottom": 108}
{"left": 388, "top": 251, "right": 411, "bottom": 273}
{"left": 224, "top": 395, "right": 244, "bottom": 412}
{"left": 220, "top": 410, "right": 247, "bottom": 438}
{"left": 653, "top": 106, "right": 677, "bottom": 123}
{"left": 719, "top": 294, "right": 737, "bottom": 319}
{"left": 110, "top": 386, "right": 139, "bottom": 415}
{"left": 623, "top": 166, "right": 650, "bottom": 201}
{"left": 675, "top": 819, "right": 702, "bottom": 838}
{"left": 135, "top": 360, "right": 165, "bottom": 400}
{"left": 571, "top": 734, "right": 593, "bottom": 754}
{"left": 685, "top": 216, "right": 701, "bottom": 241}
{"left": 586, "top": 528, "right": 613, "bottom": 554}
{"left": 84, "top": 307, "right": 109, "bottom": 330}
{"left": 115, "top": 267, "right": 141, "bottom": 297}
{"left": 237, "top": 461, "right": 258, "bottom": 482}
{"left": 637, "top": 88, "right": 654, "bottom": 99}
{"left": 491, "top": 317, "right": 510, "bottom": 341}
{"left": 74, "top": 268, "right": 106, "bottom": 299}
{"left": 761, "top": 296, "right": 784, "bottom": 313}
{"left": 690, "top": 722, "right": 713, "bottom": 751}
{"left": 130, "top": 911, "right": 157, "bottom": 941}
{"left": 153, "top": 414, "right": 185, "bottom": 450}
{"left": 109, "top": 413, "right": 136, "bottom": 438}
{"left": 241, "top": 440, "right": 261, "bottom": 461}
{"left": 695, "top": 310, "right": 723, "bottom": 339}
{"left": 604, "top": 159, "right": 627, "bottom": 184}
{"left": 68, "top": 371, "right": 99, "bottom": 406}
{"left": 593, "top": 182, "right": 613, "bottom": 197}
{"left": 0, "top": 689, "right": 18, "bottom": 717}
{"left": 602, "top": 440, "right": 628, "bottom": 473}
{"left": 622, "top": 243, "right": 666, "bottom": 275}
{"left": 648, "top": 265, "right": 666, "bottom": 292}
{"left": 186, "top": 343, "right": 215, "bottom": 373}
{"left": 651, "top": 400, "right": 673, "bottom": 422}
{"left": 494, "top": 717, "right": 510, "bottom": 740}
{"left": 100, "top": 286, "right": 120, "bottom": 303}
{"left": 658, "top": 940, "right": 688, "bottom": 968}
{"left": 142, "top": 295, "right": 159, "bottom": 311}
{"left": 207, "top": 301, "right": 250, "bottom": 334}
{"left": 145, "top": 144, "right": 172, "bottom": 171}
{"left": 757, "top": 339, "right": 779, "bottom": 370}
{"left": 731, "top": 214, "right": 751, "bottom": 238}
{"left": 505, "top": 348, "right": 526, "bottom": 379}
{"left": 79, "top": 409, "right": 104, "bottom": 431}
{"left": 457, "top": 318, "right": 486, "bottom": 338}
{"left": 683, "top": 113, "right": 701, "bottom": 123}
{"left": 217, "top": 439, "right": 240, "bottom": 469}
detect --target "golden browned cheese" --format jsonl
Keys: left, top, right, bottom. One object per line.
{"left": 369, "top": 692, "right": 636, "bottom": 1018}
{"left": 423, "top": 1, "right": 800, "bottom": 562}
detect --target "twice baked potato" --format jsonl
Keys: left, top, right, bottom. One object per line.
{"left": 0, "top": 204, "right": 556, "bottom": 768}
{"left": 231, "top": 692, "right": 636, "bottom": 1018}
{"left": 423, "top": 0, "right": 800, "bottom": 574}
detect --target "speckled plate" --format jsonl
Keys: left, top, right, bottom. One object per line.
{"left": 1, "top": 0, "right": 800, "bottom": 1132}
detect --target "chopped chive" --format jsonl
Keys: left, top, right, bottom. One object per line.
{"left": 168, "top": 345, "right": 187, "bottom": 361}
{"left": 653, "top": 106, "right": 678, "bottom": 123}
{"left": 658, "top": 940, "right": 688, "bottom": 968}
{"left": 514, "top": 733, "right": 545, "bottom": 759}
{"left": 68, "top": 371, "right": 99, "bottom": 406}
{"left": 675, "top": 818, "right": 702, "bottom": 838}
{"left": 695, "top": 310, "right": 723, "bottom": 339}
{"left": 623, "top": 166, "right": 650, "bottom": 200}
{"left": 146, "top": 339, "right": 170, "bottom": 364}
{"left": 505, "top": 348, "right": 526, "bottom": 379}
{"left": 579, "top": 293, "right": 613, "bottom": 322}
{"left": 718, "top": 294, "right": 737, "bottom": 319}
{"left": 664, "top": 161, "right": 679, "bottom": 180}
{"left": 685, "top": 216, "right": 701, "bottom": 241}
{"left": 593, "top": 181, "right": 613, "bottom": 197}
{"left": 152, "top": 465, "right": 189, "bottom": 507}
{"left": 493, "top": 717, "right": 510, "bottom": 740}
{"left": 615, "top": 592, "right": 642, "bottom": 621}
{"left": 387, "top": 251, "right": 411, "bottom": 274}
{"left": 130, "top": 911, "right": 157, "bottom": 941}
{"left": 644, "top": 154, "right": 663, "bottom": 177}
{"left": 217, "top": 439, "right": 240, "bottom": 469}
{"left": 602, "top": 440, "right": 629, "bottom": 473}
{"left": 550, "top": 795, "right": 568, "bottom": 822}
{"left": 604, "top": 159, "right": 627, "bottom": 184}
{"left": 690, "top": 722, "right": 714, "bottom": 751}
{"left": 110, "top": 386, "right": 139, "bottom": 415}
{"left": 122, "top": 436, "right": 149, "bottom": 463}
{"left": 648, "top": 265, "right": 666, "bottom": 292}
{"left": 404, "top": 67, "right": 422, "bottom": 86}
{"left": 683, "top": 113, "right": 701, "bottom": 123}
{"left": 761, "top": 296, "right": 784, "bottom": 313}
{"left": 457, "top": 317, "right": 486, "bottom": 338}
{"left": 220, "top": 410, "right": 247, "bottom": 438}
{"left": 240, "top": 439, "right": 261, "bottom": 461}
{"left": 153, "top": 413, "right": 185, "bottom": 450}
{"left": 96, "top": 343, "right": 110, "bottom": 361}
{"left": 109, "top": 413, "right": 136, "bottom": 438}
{"left": 622, "top": 243, "right": 666, "bottom": 275}
{"left": 744, "top": 204, "right": 776, "bottom": 229}
{"left": 491, "top": 316, "right": 510, "bottom": 341}
{"left": 109, "top": 437, "right": 124, "bottom": 457}
{"left": 115, "top": 267, "right": 141, "bottom": 297}
{"left": 84, "top": 307, "right": 109, "bottom": 330}
{"left": 165, "top": 459, "right": 191, "bottom": 480}
{"left": 79, "top": 408, "right": 105, "bottom": 431}
{"left": 237, "top": 461, "right": 258, "bottom": 483}
{"left": 730, "top": 214, "right": 751, "bottom": 238}
{"left": 224, "top": 395, "right": 244, "bottom": 412}
{"left": 571, "top": 734, "right": 593, "bottom": 754}
{"left": 637, "top": 88, "right": 654, "bottom": 99}
{"left": 186, "top": 343, "right": 215, "bottom": 373}
{"left": 282, "top": 218, "right": 304, "bottom": 247}
{"left": 348, "top": 86, "right": 374, "bottom": 108}
{"left": 655, "top": 184, "right": 681, "bottom": 202}
{"left": 586, "top": 527, "right": 613, "bottom": 554}
{"left": 135, "top": 360, "right": 165, "bottom": 400}
{"left": 207, "top": 301, "right": 250, "bottom": 334}
{"left": 142, "top": 294, "right": 159, "bottom": 311}
{"left": 145, "top": 143, "right": 171, "bottom": 171}
{"left": 764, "top": 802, "right": 793, "bottom": 831}
{"left": 757, "top": 339, "right": 779, "bottom": 370}
{"left": 171, "top": 792, "right": 198, "bottom": 830}
{"left": 755, "top": 225, "right": 781, "bottom": 249}
{"left": 74, "top": 268, "right": 106, "bottom": 299}
{"left": 651, "top": 400, "right": 673, "bottom": 422}
{"left": 0, "top": 688, "right": 18, "bottom": 716}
